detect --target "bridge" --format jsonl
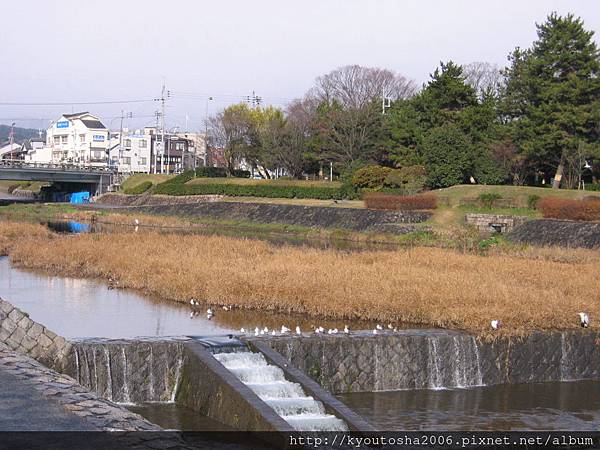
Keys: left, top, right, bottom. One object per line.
{"left": 0, "top": 161, "right": 115, "bottom": 196}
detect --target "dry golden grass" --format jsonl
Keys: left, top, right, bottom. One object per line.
{"left": 6, "top": 229, "right": 600, "bottom": 338}
{"left": 0, "top": 221, "right": 54, "bottom": 256}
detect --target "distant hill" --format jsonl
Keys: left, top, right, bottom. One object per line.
{"left": 0, "top": 124, "right": 44, "bottom": 145}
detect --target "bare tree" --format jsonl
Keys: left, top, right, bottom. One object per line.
{"left": 310, "top": 65, "right": 417, "bottom": 109}
{"left": 206, "top": 104, "right": 252, "bottom": 175}
{"left": 463, "top": 62, "right": 502, "bottom": 98}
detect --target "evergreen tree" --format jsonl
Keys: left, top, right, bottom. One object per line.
{"left": 502, "top": 13, "right": 600, "bottom": 187}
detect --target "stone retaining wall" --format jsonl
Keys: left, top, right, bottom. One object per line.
{"left": 98, "top": 193, "right": 223, "bottom": 206}
{"left": 509, "top": 219, "right": 600, "bottom": 249}
{"left": 465, "top": 213, "right": 529, "bottom": 233}
{"left": 0, "top": 297, "right": 72, "bottom": 371}
{"left": 110, "top": 201, "right": 432, "bottom": 233}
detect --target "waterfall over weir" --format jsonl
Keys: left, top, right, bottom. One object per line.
{"left": 214, "top": 350, "right": 348, "bottom": 431}
{"left": 67, "top": 340, "right": 185, "bottom": 404}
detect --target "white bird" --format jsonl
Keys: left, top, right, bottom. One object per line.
{"left": 344, "top": 325, "right": 350, "bottom": 334}
{"left": 585, "top": 161, "right": 592, "bottom": 170}
{"left": 295, "top": 326, "right": 301, "bottom": 335}
{"left": 206, "top": 314, "right": 213, "bottom": 320}
{"left": 281, "top": 326, "right": 290, "bottom": 334}
{"left": 393, "top": 328, "right": 398, "bottom": 332}
{"left": 260, "top": 330, "right": 265, "bottom": 335}
{"left": 373, "top": 329, "right": 378, "bottom": 335}
{"left": 327, "top": 329, "right": 333, "bottom": 334}
{"left": 387, "top": 324, "right": 394, "bottom": 330}
{"left": 376, "top": 324, "right": 383, "bottom": 331}
{"left": 331, "top": 328, "right": 339, "bottom": 334}
{"left": 271, "top": 330, "right": 277, "bottom": 336}
{"left": 254, "top": 327, "right": 260, "bottom": 336}
{"left": 240, "top": 328, "right": 246, "bottom": 333}
{"left": 263, "top": 327, "right": 269, "bottom": 333}
{"left": 579, "top": 312, "right": 589, "bottom": 328}
{"left": 189, "top": 312, "right": 194, "bottom": 318}
{"left": 134, "top": 219, "right": 139, "bottom": 225}
{"left": 491, "top": 320, "right": 501, "bottom": 330}
{"left": 315, "top": 328, "right": 322, "bottom": 334}
{"left": 189, "top": 299, "right": 195, "bottom": 306}
{"left": 222, "top": 306, "right": 229, "bottom": 311}
{"left": 206, "top": 308, "right": 213, "bottom": 315}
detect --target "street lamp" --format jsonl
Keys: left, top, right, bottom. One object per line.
{"left": 204, "top": 96, "right": 213, "bottom": 167}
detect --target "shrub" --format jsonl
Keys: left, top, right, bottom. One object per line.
{"left": 123, "top": 181, "right": 153, "bottom": 195}
{"left": 363, "top": 192, "right": 437, "bottom": 210}
{"left": 232, "top": 169, "right": 251, "bottom": 178}
{"left": 538, "top": 198, "right": 600, "bottom": 221}
{"left": 477, "top": 192, "right": 502, "bottom": 209}
{"left": 351, "top": 165, "right": 393, "bottom": 190}
{"left": 586, "top": 183, "right": 600, "bottom": 192}
{"left": 527, "top": 194, "right": 541, "bottom": 210}
{"left": 383, "top": 165, "right": 427, "bottom": 194}
{"left": 194, "top": 167, "right": 227, "bottom": 178}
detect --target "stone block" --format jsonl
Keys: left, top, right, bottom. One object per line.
{"left": 20, "top": 335, "right": 37, "bottom": 352}
{"left": 8, "top": 309, "right": 24, "bottom": 323}
{"left": 18, "top": 316, "right": 34, "bottom": 331}
{"left": 0, "top": 328, "right": 10, "bottom": 342}
{"left": 1, "top": 318, "right": 17, "bottom": 335}
{"left": 28, "top": 323, "right": 44, "bottom": 339}
{"left": 10, "top": 326, "right": 26, "bottom": 345}
{"left": 0, "top": 300, "right": 13, "bottom": 314}
{"left": 38, "top": 333, "right": 54, "bottom": 349}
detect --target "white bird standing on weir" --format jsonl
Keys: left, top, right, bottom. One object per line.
{"left": 206, "top": 308, "right": 213, "bottom": 315}
{"left": 263, "top": 327, "right": 269, "bottom": 334}
{"left": 134, "top": 219, "right": 139, "bottom": 226}
{"left": 254, "top": 327, "right": 260, "bottom": 336}
{"left": 376, "top": 324, "right": 383, "bottom": 331}
{"left": 344, "top": 325, "right": 350, "bottom": 334}
{"left": 491, "top": 320, "right": 501, "bottom": 330}
{"left": 281, "top": 326, "right": 290, "bottom": 334}
{"left": 388, "top": 324, "right": 394, "bottom": 330}
{"left": 240, "top": 328, "right": 246, "bottom": 333}
{"left": 373, "top": 329, "right": 378, "bottom": 335}
{"left": 579, "top": 312, "right": 589, "bottom": 328}
{"left": 296, "top": 326, "right": 301, "bottom": 335}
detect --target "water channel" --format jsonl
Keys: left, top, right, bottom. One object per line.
{"left": 2, "top": 246, "right": 600, "bottom": 430}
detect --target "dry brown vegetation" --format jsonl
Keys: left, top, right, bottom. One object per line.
{"left": 0, "top": 221, "right": 54, "bottom": 256}
{"left": 3, "top": 223, "right": 599, "bottom": 339}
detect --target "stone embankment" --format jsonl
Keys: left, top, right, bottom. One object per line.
{"left": 98, "top": 193, "right": 222, "bottom": 206}
{"left": 509, "top": 219, "right": 600, "bottom": 249}
{"left": 95, "top": 197, "right": 432, "bottom": 233}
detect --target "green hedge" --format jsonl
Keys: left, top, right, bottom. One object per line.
{"left": 153, "top": 170, "right": 360, "bottom": 199}
{"left": 123, "top": 181, "right": 153, "bottom": 195}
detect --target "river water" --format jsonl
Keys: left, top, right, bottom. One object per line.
{"left": 2, "top": 254, "right": 600, "bottom": 431}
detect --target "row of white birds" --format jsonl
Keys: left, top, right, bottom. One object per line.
{"left": 490, "top": 312, "right": 589, "bottom": 331}
{"left": 239, "top": 323, "right": 401, "bottom": 337}
{"left": 191, "top": 300, "right": 591, "bottom": 332}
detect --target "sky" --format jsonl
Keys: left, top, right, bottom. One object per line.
{"left": 1, "top": 0, "right": 599, "bottom": 133}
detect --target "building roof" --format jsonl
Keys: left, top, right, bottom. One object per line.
{"left": 63, "top": 112, "right": 90, "bottom": 119}
{"left": 81, "top": 119, "right": 106, "bottom": 129}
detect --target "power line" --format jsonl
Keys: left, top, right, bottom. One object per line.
{"left": 0, "top": 99, "right": 157, "bottom": 106}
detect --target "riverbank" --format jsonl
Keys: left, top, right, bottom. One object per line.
{"left": 1, "top": 221, "right": 598, "bottom": 338}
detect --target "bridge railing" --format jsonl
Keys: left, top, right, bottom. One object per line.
{"left": 0, "top": 160, "right": 116, "bottom": 175}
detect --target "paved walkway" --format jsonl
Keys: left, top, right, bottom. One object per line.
{"left": 0, "top": 364, "right": 94, "bottom": 431}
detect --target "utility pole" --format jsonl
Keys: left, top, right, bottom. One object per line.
{"left": 119, "top": 110, "right": 132, "bottom": 169}
{"left": 204, "top": 96, "right": 213, "bottom": 168}
{"left": 9, "top": 122, "right": 14, "bottom": 162}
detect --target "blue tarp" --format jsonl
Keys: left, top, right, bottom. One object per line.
{"left": 69, "top": 191, "right": 90, "bottom": 204}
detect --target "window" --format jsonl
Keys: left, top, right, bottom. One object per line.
{"left": 79, "top": 134, "right": 86, "bottom": 143}
{"left": 139, "top": 139, "right": 147, "bottom": 148}
{"left": 175, "top": 142, "right": 185, "bottom": 151}
{"left": 53, "top": 136, "right": 60, "bottom": 145}
{"left": 123, "top": 157, "right": 131, "bottom": 165}
{"left": 61, "top": 136, "right": 68, "bottom": 144}
{"left": 140, "top": 157, "right": 147, "bottom": 165}
{"left": 124, "top": 139, "right": 131, "bottom": 148}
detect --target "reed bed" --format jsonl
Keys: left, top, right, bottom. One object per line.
{"left": 4, "top": 225, "right": 599, "bottom": 338}
{"left": 0, "top": 221, "right": 53, "bottom": 256}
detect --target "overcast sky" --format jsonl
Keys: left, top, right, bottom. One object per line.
{"left": 1, "top": 0, "right": 599, "bottom": 132}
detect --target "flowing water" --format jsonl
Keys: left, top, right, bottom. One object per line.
{"left": 213, "top": 350, "right": 347, "bottom": 431}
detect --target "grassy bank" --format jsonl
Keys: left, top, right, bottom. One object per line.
{"left": 2, "top": 221, "right": 599, "bottom": 338}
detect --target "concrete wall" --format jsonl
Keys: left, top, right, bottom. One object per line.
{"left": 465, "top": 213, "right": 529, "bottom": 233}
{"left": 256, "top": 329, "right": 600, "bottom": 394}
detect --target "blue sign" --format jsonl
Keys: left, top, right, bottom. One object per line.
{"left": 57, "top": 121, "right": 69, "bottom": 129}
{"left": 93, "top": 135, "right": 105, "bottom": 142}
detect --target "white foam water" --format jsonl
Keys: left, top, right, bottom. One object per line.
{"left": 214, "top": 351, "right": 348, "bottom": 431}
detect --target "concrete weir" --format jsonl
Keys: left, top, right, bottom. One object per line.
{"left": 4, "top": 297, "right": 600, "bottom": 434}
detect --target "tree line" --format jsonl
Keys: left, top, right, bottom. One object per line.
{"left": 206, "top": 13, "right": 600, "bottom": 190}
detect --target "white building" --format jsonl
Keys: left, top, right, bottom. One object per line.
{"left": 43, "top": 112, "right": 110, "bottom": 166}
{"left": 108, "top": 129, "right": 153, "bottom": 173}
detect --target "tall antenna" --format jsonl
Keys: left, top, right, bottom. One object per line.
{"left": 381, "top": 87, "right": 392, "bottom": 114}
